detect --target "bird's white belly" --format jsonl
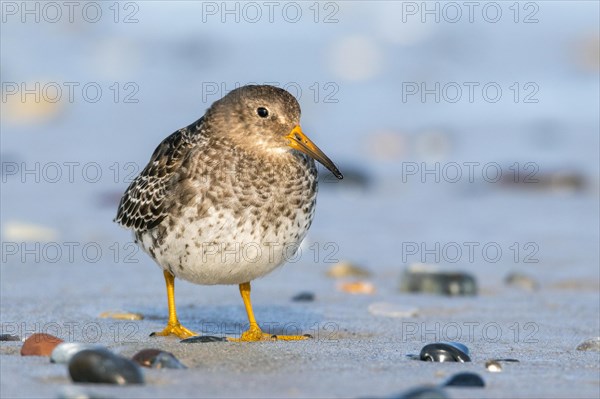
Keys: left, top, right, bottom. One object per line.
{"left": 138, "top": 205, "right": 312, "bottom": 285}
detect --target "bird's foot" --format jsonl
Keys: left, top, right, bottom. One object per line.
{"left": 227, "top": 326, "right": 311, "bottom": 342}
{"left": 150, "top": 322, "right": 198, "bottom": 339}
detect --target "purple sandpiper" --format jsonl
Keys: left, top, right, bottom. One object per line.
{"left": 115, "top": 85, "right": 342, "bottom": 341}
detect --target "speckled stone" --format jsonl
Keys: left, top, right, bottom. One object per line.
{"left": 505, "top": 272, "right": 539, "bottom": 291}
{"left": 576, "top": 337, "right": 600, "bottom": 351}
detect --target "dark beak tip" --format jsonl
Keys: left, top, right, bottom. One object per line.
{"left": 331, "top": 168, "right": 343, "bottom": 180}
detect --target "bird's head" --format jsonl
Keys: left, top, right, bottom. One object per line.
{"left": 206, "top": 85, "right": 343, "bottom": 180}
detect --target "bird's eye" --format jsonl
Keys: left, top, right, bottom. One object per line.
{"left": 256, "top": 107, "right": 269, "bottom": 118}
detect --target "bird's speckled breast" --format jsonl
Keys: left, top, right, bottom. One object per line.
{"left": 136, "top": 137, "right": 319, "bottom": 285}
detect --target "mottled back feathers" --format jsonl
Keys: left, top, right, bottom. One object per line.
{"left": 115, "top": 117, "right": 206, "bottom": 231}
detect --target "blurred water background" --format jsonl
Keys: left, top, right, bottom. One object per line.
{"left": 1, "top": 1, "right": 598, "bottom": 293}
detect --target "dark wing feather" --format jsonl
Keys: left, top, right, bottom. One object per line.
{"left": 114, "top": 117, "right": 205, "bottom": 232}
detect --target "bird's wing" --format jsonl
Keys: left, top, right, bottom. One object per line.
{"left": 114, "top": 117, "right": 205, "bottom": 232}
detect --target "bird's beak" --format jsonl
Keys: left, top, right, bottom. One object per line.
{"left": 286, "top": 125, "right": 343, "bottom": 180}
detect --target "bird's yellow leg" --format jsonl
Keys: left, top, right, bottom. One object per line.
{"left": 150, "top": 270, "right": 198, "bottom": 339}
{"left": 228, "top": 282, "right": 310, "bottom": 342}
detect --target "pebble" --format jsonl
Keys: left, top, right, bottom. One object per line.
{"left": 151, "top": 351, "right": 187, "bottom": 369}
{"left": 337, "top": 281, "right": 376, "bottom": 295}
{"left": 3, "top": 221, "right": 59, "bottom": 241}
{"left": 400, "top": 264, "right": 477, "bottom": 296}
{"left": 21, "top": 333, "right": 63, "bottom": 356}
{"left": 576, "top": 337, "right": 600, "bottom": 351}
{"left": 132, "top": 348, "right": 161, "bottom": 367}
{"left": 57, "top": 387, "right": 109, "bottom": 399}
{"left": 443, "top": 372, "right": 485, "bottom": 387}
{"left": 2, "top": 85, "right": 64, "bottom": 125}
{"left": 326, "top": 261, "right": 371, "bottom": 278}
{"left": 485, "top": 360, "right": 503, "bottom": 372}
{"left": 51, "top": 343, "right": 109, "bottom": 364}
{"left": 181, "top": 336, "right": 228, "bottom": 343}
{"left": 0, "top": 334, "right": 21, "bottom": 341}
{"left": 392, "top": 386, "right": 449, "bottom": 399}
{"left": 99, "top": 311, "right": 144, "bottom": 320}
{"left": 132, "top": 349, "right": 187, "bottom": 369}
{"left": 498, "top": 168, "right": 586, "bottom": 193}
{"left": 368, "top": 302, "right": 418, "bottom": 318}
{"left": 505, "top": 272, "right": 539, "bottom": 291}
{"left": 419, "top": 342, "right": 471, "bottom": 362}
{"left": 69, "top": 349, "right": 144, "bottom": 385}
{"left": 291, "top": 291, "right": 315, "bottom": 302}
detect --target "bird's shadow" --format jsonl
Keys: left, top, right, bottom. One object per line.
{"left": 140, "top": 303, "right": 324, "bottom": 337}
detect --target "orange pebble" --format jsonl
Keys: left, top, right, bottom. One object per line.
{"left": 338, "top": 281, "right": 375, "bottom": 295}
{"left": 21, "top": 333, "right": 63, "bottom": 356}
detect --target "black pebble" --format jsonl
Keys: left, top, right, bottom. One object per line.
{"left": 180, "top": 335, "right": 227, "bottom": 343}
{"left": 69, "top": 349, "right": 144, "bottom": 385}
{"left": 443, "top": 372, "right": 485, "bottom": 387}
{"left": 132, "top": 349, "right": 162, "bottom": 367}
{"left": 400, "top": 269, "right": 477, "bottom": 296}
{"left": 419, "top": 342, "right": 471, "bottom": 362}
{"left": 0, "top": 334, "right": 21, "bottom": 341}
{"left": 391, "top": 385, "right": 449, "bottom": 399}
{"left": 291, "top": 291, "right": 315, "bottom": 302}
{"left": 132, "top": 348, "right": 186, "bottom": 369}
{"left": 152, "top": 351, "right": 187, "bottom": 369}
